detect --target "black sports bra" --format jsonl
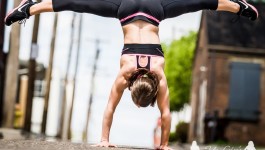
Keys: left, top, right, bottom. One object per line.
{"left": 136, "top": 55, "right": 151, "bottom": 70}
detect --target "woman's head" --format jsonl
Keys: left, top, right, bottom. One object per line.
{"left": 128, "top": 69, "right": 159, "bottom": 107}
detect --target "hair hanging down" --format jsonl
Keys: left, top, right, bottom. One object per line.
{"left": 128, "top": 68, "right": 159, "bottom": 107}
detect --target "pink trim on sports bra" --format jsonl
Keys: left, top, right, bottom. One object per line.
{"left": 124, "top": 53, "right": 164, "bottom": 57}
{"left": 120, "top": 12, "right": 160, "bottom": 24}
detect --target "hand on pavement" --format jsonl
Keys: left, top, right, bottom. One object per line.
{"left": 156, "top": 145, "right": 173, "bottom": 150}
{"left": 91, "top": 140, "right": 117, "bottom": 148}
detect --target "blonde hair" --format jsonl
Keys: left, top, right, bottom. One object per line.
{"left": 128, "top": 69, "right": 159, "bottom": 107}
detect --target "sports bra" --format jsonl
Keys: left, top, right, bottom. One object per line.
{"left": 136, "top": 55, "right": 151, "bottom": 70}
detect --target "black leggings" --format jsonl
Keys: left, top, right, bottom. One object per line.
{"left": 52, "top": 0, "right": 218, "bottom": 22}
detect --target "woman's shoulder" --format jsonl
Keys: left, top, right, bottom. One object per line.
{"left": 120, "top": 57, "right": 137, "bottom": 79}
{"left": 150, "top": 56, "right": 165, "bottom": 80}
{"left": 151, "top": 56, "right": 164, "bottom": 69}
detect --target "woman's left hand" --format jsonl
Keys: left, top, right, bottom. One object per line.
{"left": 91, "top": 140, "right": 117, "bottom": 148}
{"left": 156, "top": 145, "right": 174, "bottom": 150}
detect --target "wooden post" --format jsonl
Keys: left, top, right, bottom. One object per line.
{"left": 0, "top": 0, "right": 8, "bottom": 126}
{"left": 67, "top": 14, "right": 81, "bottom": 140}
{"left": 0, "top": 0, "right": 7, "bottom": 51}
{"left": 41, "top": 13, "right": 58, "bottom": 134}
{"left": 58, "top": 13, "right": 76, "bottom": 140}
{"left": 2, "top": 0, "right": 21, "bottom": 128}
{"left": 0, "top": 0, "right": 7, "bottom": 56}
{"left": 24, "top": 55, "right": 37, "bottom": 132}
{"left": 84, "top": 39, "right": 101, "bottom": 141}
{"left": 23, "top": 0, "right": 41, "bottom": 132}
{"left": 18, "top": 75, "right": 29, "bottom": 127}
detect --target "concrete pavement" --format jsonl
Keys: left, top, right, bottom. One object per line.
{"left": 0, "top": 139, "right": 148, "bottom": 150}
{"left": 0, "top": 139, "right": 190, "bottom": 150}
{"left": 0, "top": 128, "right": 189, "bottom": 150}
{"left": 2, "top": 128, "right": 264, "bottom": 150}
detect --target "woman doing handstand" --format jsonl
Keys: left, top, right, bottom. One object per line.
{"left": 5, "top": 0, "right": 258, "bottom": 149}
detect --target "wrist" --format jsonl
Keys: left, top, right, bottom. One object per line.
{"left": 101, "top": 139, "right": 108, "bottom": 142}
{"left": 158, "top": 145, "right": 171, "bottom": 150}
{"left": 160, "top": 144, "right": 168, "bottom": 148}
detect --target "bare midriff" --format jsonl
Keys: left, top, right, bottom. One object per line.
{"left": 122, "top": 20, "right": 160, "bottom": 44}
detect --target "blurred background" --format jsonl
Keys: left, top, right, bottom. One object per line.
{"left": 0, "top": 0, "right": 265, "bottom": 149}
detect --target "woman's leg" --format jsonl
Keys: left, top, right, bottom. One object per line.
{"left": 162, "top": 0, "right": 258, "bottom": 21}
{"left": 217, "top": 0, "right": 240, "bottom": 13}
{"left": 218, "top": 0, "right": 258, "bottom": 20}
{"left": 5, "top": 0, "right": 120, "bottom": 26}
{"left": 30, "top": 0, "right": 54, "bottom": 15}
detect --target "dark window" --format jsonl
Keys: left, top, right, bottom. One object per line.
{"left": 34, "top": 80, "right": 45, "bottom": 97}
{"left": 227, "top": 62, "right": 261, "bottom": 121}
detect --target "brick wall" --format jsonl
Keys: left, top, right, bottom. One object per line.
{"left": 206, "top": 53, "right": 265, "bottom": 146}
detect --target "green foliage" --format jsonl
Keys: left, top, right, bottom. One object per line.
{"left": 169, "top": 132, "right": 177, "bottom": 142}
{"left": 162, "top": 31, "right": 197, "bottom": 112}
{"left": 213, "top": 140, "right": 229, "bottom": 146}
{"left": 175, "top": 122, "right": 189, "bottom": 143}
{"left": 168, "top": 121, "right": 190, "bottom": 143}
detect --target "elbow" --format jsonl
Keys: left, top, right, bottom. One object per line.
{"left": 105, "top": 105, "right": 115, "bottom": 114}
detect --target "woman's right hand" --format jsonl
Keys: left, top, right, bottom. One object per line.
{"left": 156, "top": 145, "right": 173, "bottom": 150}
{"left": 92, "top": 140, "right": 117, "bottom": 148}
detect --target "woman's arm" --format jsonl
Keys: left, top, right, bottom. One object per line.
{"left": 96, "top": 70, "right": 127, "bottom": 147}
{"left": 156, "top": 73, "right": 172, "bottom": 150}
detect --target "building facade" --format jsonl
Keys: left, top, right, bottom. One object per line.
{"left": 189, "top": 4, "right": 265, "bottom": 146}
